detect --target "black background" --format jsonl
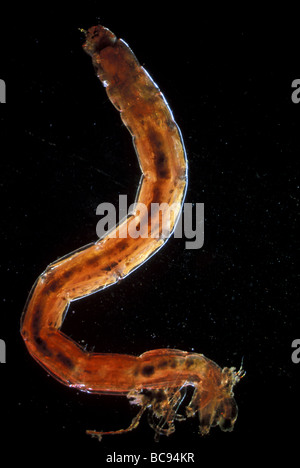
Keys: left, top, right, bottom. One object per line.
{"left": 0, "top": 3, "right": 299, "bottom": 465}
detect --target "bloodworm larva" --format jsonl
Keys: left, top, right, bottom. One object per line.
{"left": 21, "top": 24, "right": 244, "bottom": 441}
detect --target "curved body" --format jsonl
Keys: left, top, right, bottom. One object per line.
{"left": 21, "top": 25, "right": 243, "bottom": 440}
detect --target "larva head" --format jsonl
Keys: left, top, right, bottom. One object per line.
{"left": 82, "top": 24, "right": 117, "bottom": 57}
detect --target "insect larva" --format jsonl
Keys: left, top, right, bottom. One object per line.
{"left": 21, "top": 24, "right": 244, "bottom": 441}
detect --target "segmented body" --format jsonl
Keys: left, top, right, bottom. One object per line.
{"left": 21, "top": 25, "right": 243, "bottom": 440}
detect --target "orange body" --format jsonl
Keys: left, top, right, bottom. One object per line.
{"left": 21, "top": 25, "right": 243, "bottom": 440}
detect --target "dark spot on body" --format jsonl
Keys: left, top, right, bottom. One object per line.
{"left": 86, "top": 256, "right": 99, "bottom": 267}
{"left": 48, "top": 278, "right": 62, "bottom": 293}
{"left": 185, "top": 357, "right": 195, "bottom": 369}
{"left": 56, "top": 352, "right": 75, "bottom": 369}
{"left": 142, "top": 365, "right": 155, "bottom": 377}
{"left": 34, "top": 336, "right": 52, "bottom": 357}
{"left": 31, "top": 309, "right": 52, "bottom": 356}
{"left": 102, "top": 261, "right": 118, "bottom": 272}
{"left": 118, "top": 240, "right": 129, "bottom": 251}
{"left": 157, "top": 358, "right": 177, "bottom": 368}
{"left": 62, "top": 267, "right": 76, "bottom": 280}
{"left": 148, "top": 127, "right": 170, "bottom": 179}
{"left": 157, "top": 152, "right": 166, "bottom": 165}
{"left": 157, "top": 168, "right": 170, "bottom": 179}
{"left": 31, "top": 309, "right": 42, "bottom": 335}
{"left": 155, "top": 151, "right": 170, "bottom": 179}
{"left": 157, "top": 360, "right": 168, "bottom": 369}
